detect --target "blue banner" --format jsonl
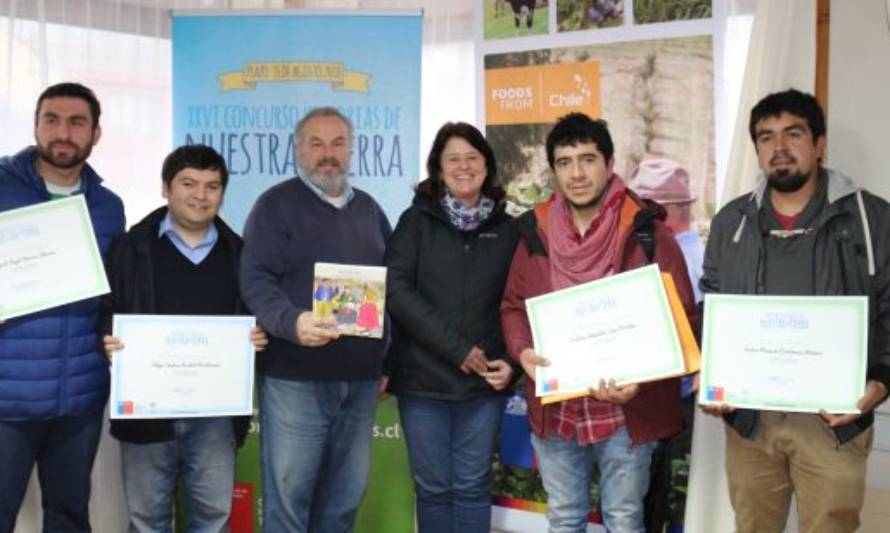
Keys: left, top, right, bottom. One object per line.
{"left": 172, "top": 11, "right": 422, "bottom": 231}
{"left": 172, "top": 11, "right": 421, "bottom": 532}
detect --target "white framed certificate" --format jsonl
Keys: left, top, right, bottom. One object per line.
{"left": 699, "top": 294, "right": 867, "bottom": 414}
{"left": 0, "top": 195, "right": 109, "bottom": 320}
{"left": 526, "top": 264, "right": 686, "bottom": 398}
{"left": 110, "top": 314, "right": 256, "bottom": 419}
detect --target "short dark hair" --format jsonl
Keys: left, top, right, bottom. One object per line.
{"left": 546, "top": 113, "right": 614, "bottom": 169}
{"left": 417, "top": 122, "right": 505, "bottom": 203}
{"left": 35, "top": 82, "right": 101, "bottom": 129}
{"left": 749, "top": 89, "right": 826, "bottom": 143}
{"left": 162, "top": 145, "right": 229, "bottom": 189}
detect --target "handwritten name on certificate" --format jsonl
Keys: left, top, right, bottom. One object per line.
{"left": 699, "top": 295, "right": 867, "bottom": 414}
{"left": 0, "top": 196, "right": 109, "bottom": 320}
{"left": 110, "top": 315, "right": 256, "bottom": 419}
{"left": 526, "top": 264, "right": 686, "bottom": 398}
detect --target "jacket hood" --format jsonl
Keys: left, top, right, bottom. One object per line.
{"left": 728, "top": 167, "right": 875, "bottom": 274}
{"left": 0, "top": 146, "right": 104, "bottom": 195}
{"left": 411, "top": 193, "right": 449, "bottom": 222}
{"left": 749, "top": 167, "right": 857, "bottom": 209}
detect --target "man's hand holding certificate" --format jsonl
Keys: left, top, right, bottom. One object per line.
{"left": 0, "top": 196, "right": 109, "bottom": 320}
{"left": 699, "top": 294, "right": 868, "bottom": 414}
{"left": 109, "top": 315, "right": 257, "bottom": 419}
{"left": 525, "top": 264, "right": 690, "bottom": 401}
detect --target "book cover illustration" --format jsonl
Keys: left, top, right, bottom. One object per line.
{"left": 313, "top": 262, "right": 386, "bottom": 339}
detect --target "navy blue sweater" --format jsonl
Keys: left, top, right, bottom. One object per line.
{"left": 239, "top": 177, "right": 391, "bottom": 381}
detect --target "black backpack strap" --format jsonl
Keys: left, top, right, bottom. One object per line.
{"left": 515, "top": 210, "right": 547, "bottom": 257}
{"left": 633, "top": 207, "right": 657, "bottom": 264}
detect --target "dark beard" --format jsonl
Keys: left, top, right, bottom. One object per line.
{"left": 35, "top": 142, "right": 92, "bottom": 170}
{"left": 767, "top": 169, "right": 809, "bottom": 193}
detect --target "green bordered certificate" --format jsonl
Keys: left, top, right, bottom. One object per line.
{"left": 699, "top": 294, "right": 868, "bottom": 413}
{"left": 526, "top": 264, "right": 686, "bottom": 398}
{"left": 0, "top": 195, "right": 109, "bottom": 320}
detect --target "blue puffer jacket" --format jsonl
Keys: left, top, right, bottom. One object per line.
{"left": 0, "top": 146, "right": 125, "bottom": 419}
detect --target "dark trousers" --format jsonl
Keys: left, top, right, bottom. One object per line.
{"left": 0, "top": 412, "right": 103, "bottom": 533}
{"left": 644, "top": 396, "right": 695, "bottom": 533}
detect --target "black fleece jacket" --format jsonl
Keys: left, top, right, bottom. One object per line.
{"left": 384, "top": 195, "right": 520, "bottom": 401}
{"left": 100, "top": 206, "right": 251, "bottom": 446}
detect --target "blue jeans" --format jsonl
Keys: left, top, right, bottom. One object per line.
{"left": 532, "top": 427, "right": 655, "bottom": 533}
{"left": 120, "top": 418, "right": 236, "bottom": 533}
{"left": 398, "top": 395, "right": 505, "bottom": 533}
{"left": 0, "top": 412, "right": 103, "bottom": 533}
{"left": 260, "top": 377, "right": 378, "bottom": 533}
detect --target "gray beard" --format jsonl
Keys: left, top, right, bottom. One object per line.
{"left": 300, "top": 165, "right": 348, "bottom": 197}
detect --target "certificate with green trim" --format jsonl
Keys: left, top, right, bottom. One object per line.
{"left": 0, "top": 195, "right": 109, "bottom": 320}
{"left": 526, "top": 264, "right": 686, "bottom": 398}
{"left": 699, "top": 294, "right": 867, "bottom": 414}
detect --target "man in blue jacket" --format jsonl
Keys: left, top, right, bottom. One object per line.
{"left": 0, "top": 82, "right": 125, "bottom": 532}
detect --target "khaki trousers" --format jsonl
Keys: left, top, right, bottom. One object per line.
{"left": 724, "top": 412, "right": 872, "bottom": 533}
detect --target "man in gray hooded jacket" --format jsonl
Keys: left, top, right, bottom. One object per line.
{"left": 701, "top": 89, "right": 890, "bottom": 533}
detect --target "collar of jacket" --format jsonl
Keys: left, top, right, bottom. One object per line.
{"left": 743, "top": 167, "right": 857, "bottom": 215}
{"left": 5, "top": 146, "right": 104, "bottom": 198}
{"left": 731, "top": 167, "right": 861, "bottom": 245}
{"left": 128, "top": 205, "right": 242, "bottom": 252}
{"left": 520, "top": 189, "right": 665, "bottom": 259}
{"left": 413, "top": 192, "right": 507, "bottom": 232}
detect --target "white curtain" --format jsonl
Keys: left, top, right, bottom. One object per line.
{"left": 718, "top": 0, "right": 817, "bottom": 206}
{"left": 0, "top": 1, "right": 473, "bottom": 531}
{"left": 684, "top": 2, "right": 816, "bottom": 532}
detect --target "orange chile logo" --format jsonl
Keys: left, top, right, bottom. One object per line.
{"left": 485, "top": 62, "right": 602, "bottom": 125}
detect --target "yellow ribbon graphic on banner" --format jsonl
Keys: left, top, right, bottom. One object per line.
{"left": 219, "top": 61, "right": 369, "bottom": 93}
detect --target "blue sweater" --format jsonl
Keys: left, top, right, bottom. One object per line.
{"left": 0, "top": 146, "right": 125, "bottom": 419}
{"left": 239, "top": 177, "right": 391, "bottom": 381}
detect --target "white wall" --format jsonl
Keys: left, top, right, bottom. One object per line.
{"left": 828, "top": 2, "right": 890, "bottom": 531}
{"left": 827, "top": 0, "right": 890, "bottom": 198}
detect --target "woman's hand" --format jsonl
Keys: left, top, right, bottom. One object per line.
{"left": 479, "top": 359, "right": 514, "bottom": 391}
{"left": 459, "top": 346, "right": 489, "bottom": 374}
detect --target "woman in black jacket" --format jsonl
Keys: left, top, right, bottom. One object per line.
{"left": 385, "top": 122, "right": 519, "bottom": 533}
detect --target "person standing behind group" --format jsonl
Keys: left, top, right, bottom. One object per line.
{"left": 628, "top": 158, "right": 704, "bottom": 532}
{"left": 385, "top": 122, "right": 519, "bottom": 533}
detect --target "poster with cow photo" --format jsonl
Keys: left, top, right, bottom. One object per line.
{"left": 484, "top": 0, "right": 550, "bottom": 39}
